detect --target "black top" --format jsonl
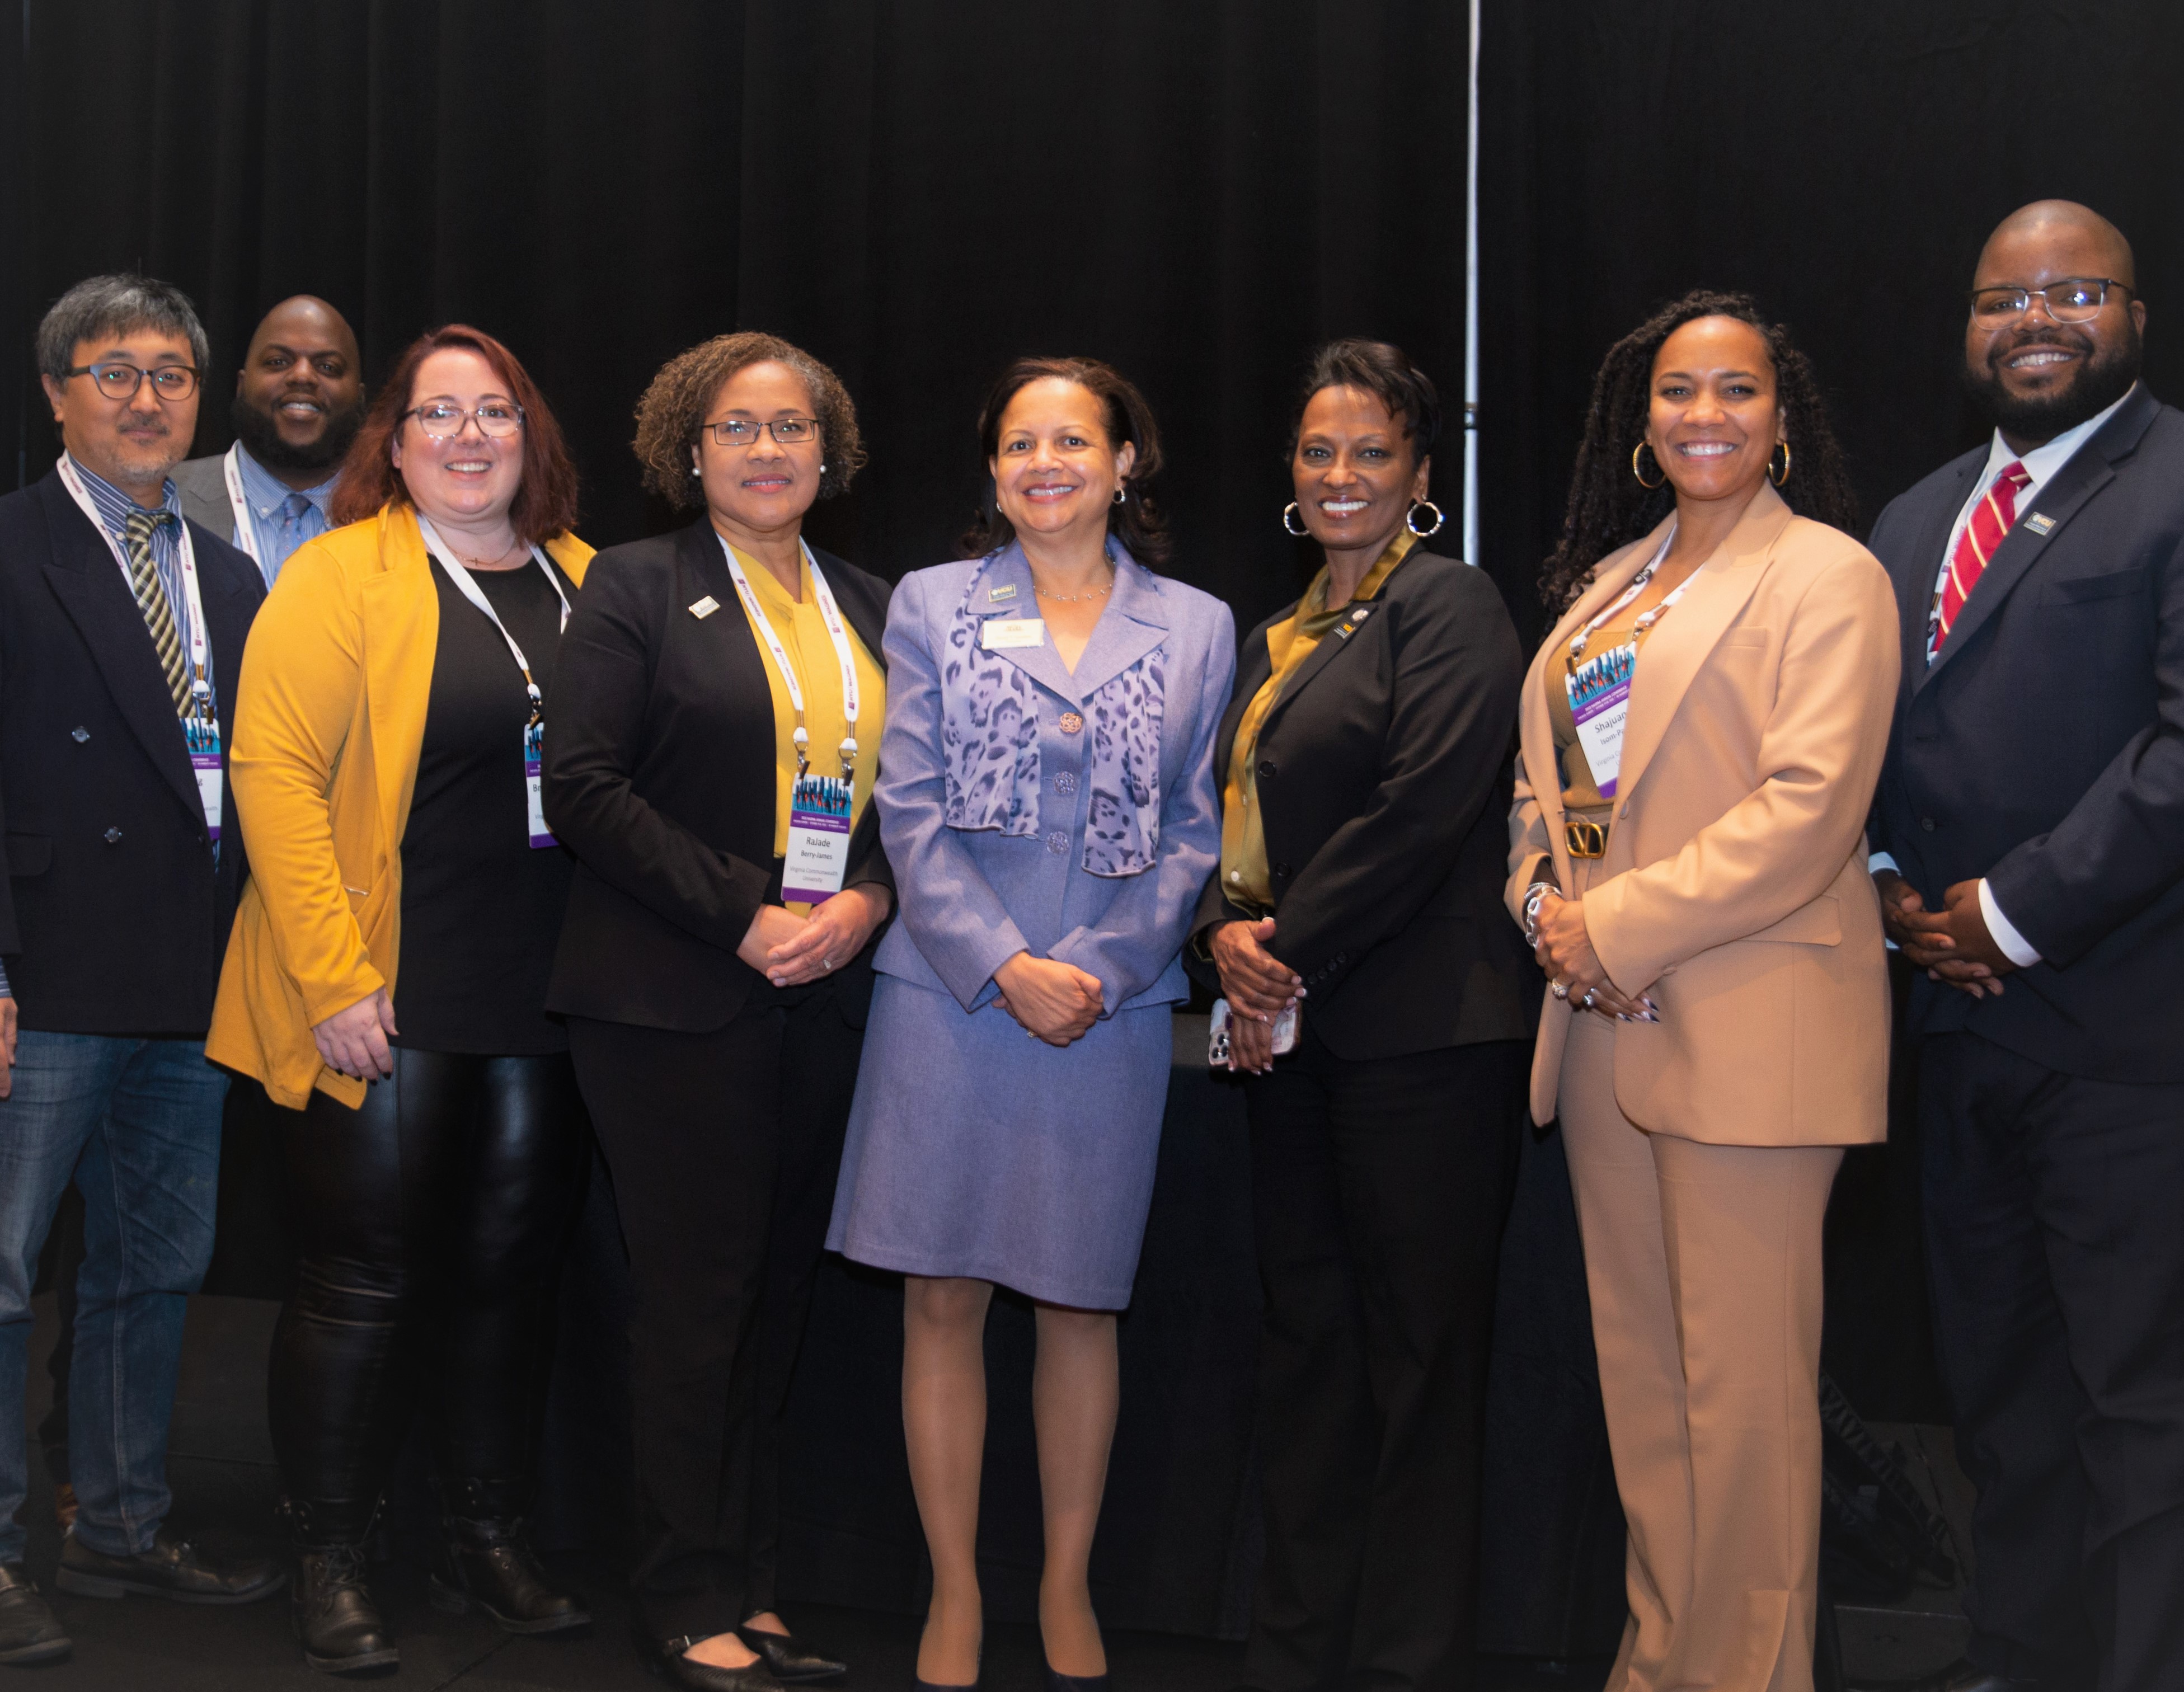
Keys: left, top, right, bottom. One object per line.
{"left": 396, "top": 553, "right": 576, "bottom": 1054}
{"left": 541, "top": 521, "right": 895, "bottom": 1035}
{"left": 1870, "top": 383, "right": 2184, "bottom": 1083}
{"left": 0, "top": 471, "right": 264, "bottom": 1035}
{"left": 1186, "top": 548, "right": 1536, "bottom": 1061}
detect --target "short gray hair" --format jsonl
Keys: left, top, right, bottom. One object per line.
{"left": 36, "top": 274, "right": 210, "bottom": 382}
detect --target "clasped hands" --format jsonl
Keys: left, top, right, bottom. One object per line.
{"left": 993, "top": 951, "right": 1105, "bottom": 1047}
{"left": 1529, "top": 887, "right": 1654, "bottom": 1021}
{"left": 308, "top": 884, "right": 897, "bottom": 1084}
{"left": 1210, "top": 916, "right": 1303, "bottom": 1074}
{"left": 1872, "top": 870, "right": 2013, "bottom": 998}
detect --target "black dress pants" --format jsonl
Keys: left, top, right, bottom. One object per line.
{"left": 1920, "top": 1032, "right": 2184, "bottom": 1692}
{"left": 565, "top": 980, "right": 859, "bottom": 1641}
{"left": 1242, "top": 1026, "right": 1529, "bottom": 1692}
{"left": 269, "top": 1050, "right": 591, "bottom": 1528}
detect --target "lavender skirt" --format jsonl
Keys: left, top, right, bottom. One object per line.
{"left": 825, "top": 976, "right": 1173, "bottom": 1310}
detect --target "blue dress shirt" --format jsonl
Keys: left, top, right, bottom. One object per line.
{"left": 229, "top": 443, "right": 339, "bottom": 586}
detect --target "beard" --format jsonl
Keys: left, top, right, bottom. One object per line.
{"left": 1962, "top": 317, "right": 2143, "bottom": 440}
{"left": 231, "top": 388, "right": 365, "bottom": 475}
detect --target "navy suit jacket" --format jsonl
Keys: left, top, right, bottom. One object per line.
{"left": 0, "top": 467, "right": 264, "bottom": 1033}
{"left": 1869, "top": 384, "right": 2184, "bottom": 1080}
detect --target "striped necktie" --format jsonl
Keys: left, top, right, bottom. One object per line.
{"left": 1933, "top": 460, "right": 2031, "bottom": 656}
{"left": 123, "top": 509, "right": 191, "bottom": 712}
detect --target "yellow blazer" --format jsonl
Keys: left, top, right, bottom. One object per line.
{"left": 1504, "top": 483, "right": 1899, "bottom": 1146}
{"left": 206, "top": 504, "right": 593, "bottom": 1108}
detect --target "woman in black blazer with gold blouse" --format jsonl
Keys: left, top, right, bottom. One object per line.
{"left": 542, "top": 333, "right": 892, "bottom": 1692}
{"left": 1189, "top": 340, "right": 1534, "bottom": 1692}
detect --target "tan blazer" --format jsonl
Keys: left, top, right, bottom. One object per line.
{"left": 1504, "top": 484, "right": 1899, "bottom": 1146}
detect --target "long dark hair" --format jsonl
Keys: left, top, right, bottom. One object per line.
{"left": 959, "top": 356, "right": 1171, "bottom": 566}
{"left": 1540, "top": 290, "right": 1857, "bottom": 613}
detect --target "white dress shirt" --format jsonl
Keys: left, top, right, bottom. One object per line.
{"left": 1872, "top": 384, "right": 2139, "bottom": 966}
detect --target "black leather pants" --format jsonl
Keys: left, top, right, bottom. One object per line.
{"left": 267, "top": 1050, "right": 590, "bottom": 1537}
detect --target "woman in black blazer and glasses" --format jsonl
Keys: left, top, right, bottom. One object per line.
{"left": 1189, "top": 339, "right": 1534, "bottom": 1692}
{"left": 542, "top": 333, "right": 892, "bottom": 1692}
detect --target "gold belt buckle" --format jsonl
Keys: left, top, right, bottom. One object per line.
{"left": 1565, "top": 819, "right": 1607, "bottom": 859}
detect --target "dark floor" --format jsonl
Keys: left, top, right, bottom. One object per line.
{"left": 15, "top": 1294, "right": 1974, "bottom": 1690}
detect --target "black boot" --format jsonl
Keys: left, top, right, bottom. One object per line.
{"left": 285, "top": 1497, "right": 397, "bottom": 1676}
{"left": 429, "top": 1477, "right": 588, "bottom": 1635}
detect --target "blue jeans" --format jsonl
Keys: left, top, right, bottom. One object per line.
{"left": 0, "top": 1032, "right": 226, "bottom": 1563}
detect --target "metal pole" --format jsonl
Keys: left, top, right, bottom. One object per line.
{"left": 1461, "top": 0, "right": 1482, "bottom": 566}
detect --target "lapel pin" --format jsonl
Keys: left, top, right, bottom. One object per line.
{"left": 2023, "top": 513, "right": 2056, "bottom": 536}
{"left": 1352, "top": 606, "right": 1372, "bottom": 620}
{"left": 689, "top": 595, "right": 720, "bottom": 619}
{"left": 988, "top": 582, "right": 1018, "bottom": 601}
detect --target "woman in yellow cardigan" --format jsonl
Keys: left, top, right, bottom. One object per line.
{"left": 208, "top": 326, "right": 595, "bottom": 1676}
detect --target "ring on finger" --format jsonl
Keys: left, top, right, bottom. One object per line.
{"left": 1581, "top": 988, "right": 1598, "bottom": 1009}
{"left": 1551, "top": 980, "right": 1571, "bottom": 1001}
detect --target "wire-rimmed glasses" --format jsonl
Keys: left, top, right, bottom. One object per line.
{"left": 1969, "top": 278, "right": 2131, "bottom": 325}
{"left": 407, "top": 401, "right": 526, "bottom": 439}
{"left": 701, "top": 416, "right": 820, "bottom": 448}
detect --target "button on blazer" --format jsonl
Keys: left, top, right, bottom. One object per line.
{"left": 1505, "top": 485, "right": 1899, "bottom": 1145}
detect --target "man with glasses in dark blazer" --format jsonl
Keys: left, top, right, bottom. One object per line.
{"left": 0, "top": 275, "right": 281, "bottom": 1667}
{"left": 1868, "top": 201, "right": 2184, "bottom": 1692}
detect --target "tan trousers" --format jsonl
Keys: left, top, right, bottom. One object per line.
{"left": 1559, "top": 1010, "right": 1840, "bottom": 1692}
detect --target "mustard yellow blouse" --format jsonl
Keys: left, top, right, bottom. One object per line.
{"left": 1218, "top": 530, "right": 1418, "bottom": 910}
{"left": 728, "top": 544, "right": 886, "bottom": 913}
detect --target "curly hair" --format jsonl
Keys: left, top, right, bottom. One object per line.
{"left": 330, "top": 324, "right": 580, "bottom": 546}
{"left": 959, "top": 356, "right": 1171, "bottom": 566}
{"left": 1540, "top": 290, "right": 1859, "bottom": 613}
{"left": 1287, "top": 337, "right": 1441, "bottom": 461}
{"left": 633, "top": 332, "right": 865, "bottom": 509}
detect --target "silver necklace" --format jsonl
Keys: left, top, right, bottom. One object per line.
{"left": 1032, "top": 573, "right": 1114, "bottom": 604}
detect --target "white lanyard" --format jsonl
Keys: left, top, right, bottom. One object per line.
{"left": 415, "top": 514, "right": 570, "bottom": 716}
{"left": 1567, "top": 528, "right": 1693, "bottom": 667}
{"left": 220, "top": 443, "right": 262, "bottom": 570}
{"left": 718, "top": 537, "right": 861, "bottom": 777}
{"left": 57, "top": 455, "right": 213, "bottom": 718}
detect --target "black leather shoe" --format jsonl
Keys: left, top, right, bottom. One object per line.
{"left": 636, "top": 1628, "right": 786, "bottom": 1691}
{"left": 739, "top": 1623, "right": 847, "bottom": 1682}
{"left": 285, "top": 1498, "right": 398, "bottom": 1676}
{"left": 57, "top": 1528, "right": 284, "bottom": 1605}
{"left": 1045, "top": 1667, "right": 1110, "bottom": 1692}
{"left": 429, "top": 1479, "right": 588, "bottom": 1635}
{"left": 0, "top": 1564, "right": 70, "bottom": 1666}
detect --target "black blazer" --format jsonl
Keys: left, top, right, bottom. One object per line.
{"left": 1187, "top": 547, "right": 1535, "bottom": 1060}
{"left": 542, "top": 520, "right": 894, "bottom": 1033}
{"left": 1870, "top": 384, "right": 2184, "bottom": 1082}
{"left": 0, "top": 469, "right": 263, "bottom": 1033}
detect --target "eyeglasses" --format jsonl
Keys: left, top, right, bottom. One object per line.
{"left": 701, "top": 416, "right": 820, "bottom": 448}
{"left": 67, "top": 362, "right": 200, "bottom": 401}
{"left": 1969, "top": 278, "right": 2131, "bottom": 325}
{"left": 406, "top": 401, "right": 525, "bottom": 439}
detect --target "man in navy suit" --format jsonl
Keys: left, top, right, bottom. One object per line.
{"left": 0, "top": 276, "right": 281, "bottom": 1667}
{"left": 1870, "top": 202, "right": 2184, "bottom": 1692}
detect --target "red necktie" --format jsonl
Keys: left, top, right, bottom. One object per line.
{"left": 1934, "top": 460, "right": 2030, "bottom": 653}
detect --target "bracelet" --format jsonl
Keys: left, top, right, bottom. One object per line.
{"left": 1523, "top": 880, "right": 1560, "bottom": 946}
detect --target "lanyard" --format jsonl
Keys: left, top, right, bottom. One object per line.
{"left": 57, "top": 455, "right": 214, "bottom": 721}
{"left": 718, "top": 536, "right": 861, "bottom": 778}
{"left": 415, "top": 513, "right": 571, "bottom": 720}
{"left": 220, "top": 443, "right": 263, "bottom": 571}
{"left": 1566, "top": 528, "right": 1694, "bottom": 669}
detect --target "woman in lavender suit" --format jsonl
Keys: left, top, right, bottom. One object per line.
{"left": 827, "top": 358, "right": 1234, "bottom": 1692}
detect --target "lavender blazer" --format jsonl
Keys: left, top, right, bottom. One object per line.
{"left": 872, "top": 542, "right": 1237, "bottom": 1015}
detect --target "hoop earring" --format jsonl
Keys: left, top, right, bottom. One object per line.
{"left": 1632, "top": 441, "right": 1666, "bottom": 490}
{"left": 1114, "top": 485, "right": 1127, "bottom": 505}
{"left": 1769, "top": 441, "right": 1792, "bottom": 487}
{"left": 1282, "top": 501, "right": 1310, "bottom": 537}
{"left": 1405, "top": 499, "right": 1445, "bottom": 538}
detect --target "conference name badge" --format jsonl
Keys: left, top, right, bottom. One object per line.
{"left": 981, "top": 617, "right": 1046, "bottom": 650}
{"left": 1565, "top": 642, "right": 1637, "bottom": 799}
{"left": 184, "top": 715, "right": 223, "bottom": 841}
{"left": 524, "top": 720, "right": 556, "bottom": 848}
{"left": 783, "top": 773, "right": 854, "bottom": 903}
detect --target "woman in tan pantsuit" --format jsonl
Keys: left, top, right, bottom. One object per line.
{"left": 1508, "top": 292, "right": 1898, "bottom": 1692}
